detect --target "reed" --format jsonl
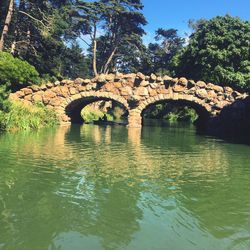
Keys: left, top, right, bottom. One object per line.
{"left": 0, "top": 101, "right": 59, "bottom": 132}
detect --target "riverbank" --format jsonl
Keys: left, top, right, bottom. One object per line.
{"left": 0, "top": 101, "right": 59, "bottom": 132}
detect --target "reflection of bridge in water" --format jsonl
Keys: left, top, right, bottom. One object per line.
{"left": 1, "top": 125, "right": 250, "bottom": 249}
{"left": 6, "top": 124, "right": 230, "bottom": 177}
{"left": 10, "top": 73, "right": 247, "bottom": 128}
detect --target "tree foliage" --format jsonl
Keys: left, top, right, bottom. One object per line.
{"left": 172, "top": 15, "right": 250, "bottom": 91}
{"left": 75, "top": 0, "right": 147, "bottom": 75}
{"left": 0, "top": 83, "right": 10, "bottom": 113}
{"left": 0, "top": 52, "right": 40, "bottom": 90}
{"left": 0, "top": 0, "right": 89, "bottom": 79}
{"left": 141, "top": 28, "right": 185, "bottom": 75}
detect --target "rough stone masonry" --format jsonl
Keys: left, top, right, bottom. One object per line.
{"left": 10, "top": 72, "right": 247, "bottom": 128}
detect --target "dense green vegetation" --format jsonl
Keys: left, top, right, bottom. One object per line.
{"left": 171, "top": 15, "right": 250, "bottom": 92}
{"left": 81, "top": 103, "right": 126, "bottom": 123}
{"left": 0, "top": 0, "right": 249, "bottom": 130}
{"left": 81, "top": 106, "right": 113, "bottom": 123}
{"left": 0, "top": 101, "right": 58, "bottom": 131}
{"left": 0, "top": 52, "right": 40, "bottom": 91}
{"left": 144, "top": 104, "right": 198, "bottom": 123}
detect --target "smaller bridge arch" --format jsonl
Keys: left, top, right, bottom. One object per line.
{"left": 128, "top": 93, "right": 212, "bottom": 127}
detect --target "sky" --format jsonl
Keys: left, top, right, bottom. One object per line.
{"left": 80, "top": 0, "right": 250, "bottom": 49}
{"left": 142, "top": 0, "right": 250, "bottom": 43}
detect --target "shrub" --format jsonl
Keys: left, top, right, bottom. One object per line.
{"left": 0, "top": 52, "right": 40, "bottom": 91}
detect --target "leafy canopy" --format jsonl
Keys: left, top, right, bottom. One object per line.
{"left": 172, "top": 15, "right": 250, "bottom": 91}
{"left": 75, "top": 0, "right": 147, "bottom": 74}
{"left": 0, "top": 52, "right": 40, "bottom": 91}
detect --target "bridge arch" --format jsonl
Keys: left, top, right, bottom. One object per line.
{"left": 128, "top": 93, "right": 212, "bottom": 128}
{"left": 61, "top": 92, "right": 129, "bottom": 123}
{"left": 10, "top": 73, "right": 245, "bottom": 127}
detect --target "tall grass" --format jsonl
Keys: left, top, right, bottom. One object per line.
{"left": 0, "top": 101, "right": 59, "bottom": 132}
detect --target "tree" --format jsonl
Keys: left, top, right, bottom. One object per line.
{"left": 172, "top": 15, "right": 250, "bottom": 91}
{"left": 0, "top": 51, "right": 40, "bottom": 91}
{"left": 1, "top": 0, "right": 90, "bottom": 80}
{"left": 95, "top": 33, "right": 147, "bottom": 73}
{"left": 141, "top": 28, "right": 185, "bottom": 75}
{"left": 75, "top": 0, "right": 147, "bottom": 76}
{"left": 0, "top": 0, "right": 14, "bottom": 51}
{"left": 130, "top": 28, "right": 186, "bottom": 75}
{"left": 60, "top": 42, "right": 91, "bottom": 79}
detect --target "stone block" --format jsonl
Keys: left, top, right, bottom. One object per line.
{"left": 136, "top": 72, "right": 145, "bottom": 80}
{"left": 196, "top": 89, "right": 208, "bottom": 99}
{"left": 114, "top": 82, "right": 122, "bottom": 88}
{"left": 224, "top": 86, "right": 233, "bottom": 93}
{"left": 140, "top": 80, "right": 150, "bottom": 87}
{"left": 74, "top": 78, "right": 85, "bottom": 85}
{"left": 178, "top": 77, "right": 188, "bottom": 86}
{"left": 149, "top": 89, "right": 157, "bottom": 96}
{"left": 120, "top": 86, "right": 133, "bottom": 96}
{"left": 105, "top": 74, "right": 115, "bottom": 81}
{"left": 150, "top": 73, "right": 157, "bottom": 81}
{"left": 59, "top": 86, "right": 70, "bottom": 97}
{"left": 173, "top": 85, "right": 185, "bottom": 92}
{"left": 196, "top": 81, "right": 206, "bottom": 88}
{"left": 46, "top": 82, "right": 54, "bottom": 88}
{"left": 206, "top": 83, "right": 224, "bottom": 93}
{"left": 32, "top": 91, "right": 43, "bottom": 103}
{"left": 50, "top": 97, "right": 63, "bottom": 107}
{"left": 22, "top": 88, "right": 33, "bottom": 95}
{"left": 24, "top": 94, "right": 32, "bottom": 101}
{"left": 30, "top": 85, "right": 40, "bottom": 92}
{"left": 134, "top": 87, "right": 148, "bottom": 96}
{"left": 150, "top": 83, "right": 158, "bottom": 89}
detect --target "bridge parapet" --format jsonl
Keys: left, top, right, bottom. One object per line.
{"left": 10, "top": 72, "right": 247, "bottom": 127}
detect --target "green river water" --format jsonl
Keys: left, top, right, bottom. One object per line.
{"left": 0, "top": 122, "right": 250, "bottom": 250}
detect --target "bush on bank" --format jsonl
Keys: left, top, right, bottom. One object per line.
{"left": 0, "top": 52, "right": 40, "bottom": 91}
{"left": 0, "top": 101, "right": 59, "bottom": 132}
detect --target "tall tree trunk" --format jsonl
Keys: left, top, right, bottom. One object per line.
{"left": 103, "top": 46, "right": 118, "bottom": 74}
{"left": 93, "top": 39, "right": 98, "bottom": 76}
{"left": 92, "top": 24, "right": 98, "bottom": 77}
{"left": 0, "top": 0, "right": 14, "bottom": 51}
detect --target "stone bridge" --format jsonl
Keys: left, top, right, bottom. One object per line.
{"left": 10, "top": 73, "right": 246, "bottom": 128}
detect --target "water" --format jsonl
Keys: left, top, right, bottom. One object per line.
{"left": 0, "top": 123, "right": 250, "bottom": 250}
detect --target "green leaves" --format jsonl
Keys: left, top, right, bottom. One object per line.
{"left": 173, "top": 15, "right": 250, "bottom": 92}
{"left": 0, "top": 52, "right": 40, "bottom": 91}
{"left": 0, "top": 101, "right": 59, "bottom": 131}
{"left": 140, "top": 28, "right": 185, "bottom": 75}
{"left": 75, "top": 0, "right": 146, "bottom": 74}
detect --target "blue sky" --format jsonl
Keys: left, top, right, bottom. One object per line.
{"left": 142, "top": 0, "right": 250, "bottom": 43}
{"left": 80, "top": 0, "right": 250, "bottom": 49}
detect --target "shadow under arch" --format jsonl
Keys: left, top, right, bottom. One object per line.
{"left": 140, "top": 94, "right": 211, "bottom": 127}
{"left": 64, "top": 92, "right": 129, "bottom": 124}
